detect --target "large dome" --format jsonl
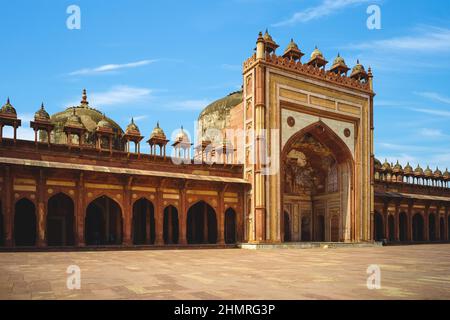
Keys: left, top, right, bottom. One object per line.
{"left": 41, "top": 90, "right": 124, "bottom": 149}
{"left": 197, "top": 90, "right": 243, "bottom": 144}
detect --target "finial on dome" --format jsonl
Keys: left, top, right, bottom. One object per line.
{"left": 81, "top": 89, "right": 89, "bottom": 106}
{"left": 157, "top": 121, "right": 160, "bottom": 128}
{"left": 6, "top": 97, "right": 10, "bottom": 104}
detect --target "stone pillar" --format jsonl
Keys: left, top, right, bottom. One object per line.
{"left": 394, "top": 203, "right": 400, "bottom": 241}
{"left": 76, "top": 173, "right": 85, "bottom": 246}
{"left": 218, "top": 190, "right": 225, "bottom": 245}
{"left": 407, "top": 203, "right": 413, "bottom": 242}
{"left": 155, "top": 188, "right": 164, "bottom": 245}
{"left": 123, "top": 178, "right": 133, "bottom": 246}
{"left": 424, "top": 206, "right": 429, "bottom": 241}
{"left": 4, "top": 166, "right": 13, "bottom": 247}
{"left": 179, "top": 189, "right": 187, "bottom": 245}
{"left": 37, "top": 170, "right": 46, "bottom": 247}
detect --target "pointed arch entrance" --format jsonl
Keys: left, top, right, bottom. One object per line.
{"left": 47, "top": 193, "right": 75, "bottom": 246}
{"left": 399, "top": 212, "right": 407, "bottom": 242}
{"left": 413, "top": 213, "right": 424, "bottom": 242}
{"left": 373, "top": 211, "right": 384, "bottom": 241}
{"left": 132, "top": 198, "right": 155, "bottom": 245}
{"left": 14, "top": 199, "right": 36, "bottom": 246}
{"left": 187, "top": 201, "right": 217, "bottom": 244}
{"left": 225, "top": 208, "right": 237, "bottom": 244}
{"left": 388, "top": 215, "right": 395, "bottom": 242}
{"left": 163, "top": 205, "right": 179, "bottom": 244}
{"left": 85, "top": 196, "right": 123, "bottom": 245}
{"left": 282, "top": 121, "right": 353, "bottom": 242}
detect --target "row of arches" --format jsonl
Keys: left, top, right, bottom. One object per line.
{"left": 374, "top": 211, "right": 450, "bottom": 242}
{"left": 1, "top": 194, "right": 238, "bottom": 247}
{"left": 283, "top": 212, "right": 340, "bottom": 242}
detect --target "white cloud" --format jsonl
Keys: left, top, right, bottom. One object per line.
{"left": 132, "top": 115, "right": 148, "bottom": 121}
{"left": 69, "top": 60, "right": 158, "bottom": 76}
{"left": 66, "top": 85, "right": 152, "bottom": 108}
{"left": 412, "top": 107, "right": 450, "bottom": 118}
{"left": 351, "top": 26, "right": 450, "bottom": 52}
{"left": 273, "top": 0, "right": 371, "bottom": 27}
{"left": 419, "top": 128, "right": 444, "bottom": 138}
{"left": 416, "top": 92, "right": 450, "bottom": 105}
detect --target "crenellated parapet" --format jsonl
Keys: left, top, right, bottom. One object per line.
{"left": 243, "top": 31, "right": 373, "bottom": 94}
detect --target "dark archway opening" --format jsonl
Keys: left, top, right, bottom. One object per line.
{"left": 284, "top": 211, "right": 291, "bottom": 242}
{"left": 388, "top": 215, "right": 395, "bottom": 242}
{"left": 47, "top": 193, "right": 75, "bottom": 246}
{"left": 301, "top": 216, "right": 311, "bottom": 241}
{"left": 225, "top": 208, "right": 237, "bottom": 244}
{"left": 132, "top": 199, "right": 155, "bottom": 245}
{"left": 315, "top": 215, "right": 325, "bottom": 241}
{"left": 187, "top": 201, "right": 217, "bottom": 244}
{"left": 85, "top": 196, "right": 123, "bottom": 246}
{"left": 448, "top": 216, "right": 450, "bottom": 241}
{"left": 440, "top": 217, "right": 445, "bottom": 241}
{"left": 374, "top": 211, "right": 384, "bottom": 241}
{"left": 429, "top": 214, "right": 436, "bottom": 241}
{"left": 413, "top": 213, "right": 424, "bottom": 242}
{"left": 14, "top": 199, "right": 36, "bottom": 246}
{"left": 399, "top": 212, "right": 407, "bottom": 242}
{"left": 163, "top": 206, "right": 179, "bottom": 244}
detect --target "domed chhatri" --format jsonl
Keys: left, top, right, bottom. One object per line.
{"left": 126, "top": 117, "right": 141, "bottom": 135}
{"left": 443, "top": 168, "right": 450, "bottom": 180}
{"left": 1, "top": 98, "right": 17, "bottom": 118}
{"left": 307, "top": 46, "right": 328, "bottom": 69}
{"left": 424, "top": 165, "right": 433, "bottom": 177}
{"left": 434, "top": 167, "right": 443, "bottom": 178}
{"left": 96, "top": 114, "right": 113, "bottom": 130}
{"left": 404, "top": 162, "right": 414, "bottom": 175}
{"left": 329, "top": 53, "right": 350, "bottom": 76}
{"left": 374, "top": 158, "right": 382, "bottom": 170}
{"left": 66, "top": 108, "right": 84, "bottom": 128}
{"left": 150, "top": 121, "right": 167, "bottom": 140}
{"left": 262, "top": 29, "right": 279, "bottom": 53}
{"left": 381, "top": 159, "right": 392, "bottom": 171}
{"left": 34, "top": 103, "right": 50, "bottom": 121}
{"left": 283, "top": 38, "right": 304, "bottom": 61}
{"left": 175, "top": 126, "right": 190, "bottom": 143}
{"left": 350, "top": 60, "right": 369, "bottom": 82}
{"left": 414, "top": 164, "right": 424, "bottom": 176}
{"left": 393, "top": 160, "right": 403, "bottom": 173}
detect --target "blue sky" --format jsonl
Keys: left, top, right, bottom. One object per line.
{"left": 1, "top": 0, "right": 450, "bottom": 169}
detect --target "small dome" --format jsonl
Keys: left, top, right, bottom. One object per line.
{"left": 381, "top": 159, "right": 392, "bottom": 171}
{"left": 414, "top": 164, "right": 424, "bottom": 176}
{"left": 126, "top": 118, "right": 140, "bottom": 134}
{"left": 310, "top": 46, "right": 324, "bottom": 60}
{"left": 404, "top": 162, "right": 413, "bottom": 174}
{"left": 263, "top": 29, "right": 274, "bottom": 42}
{"left": 285, "top": 38, "right": 299, "bottom": 51}
{"left": 434, "top": 167, "right": 443, "bottom": 178}
{"left": 66, "top": 108, "right": 84, "bottom": 128}
{"left": 97, "top": 114, "right": 113, "bottom": 129}
{"left": 424, "top": 165, "right": 433, "bottom": 177}
{"left": 35, "top": 103, "right": 50, "bottom": 121}
{"left": 443, "top": 168, "right": 450, "bottom": 180}
{"left": 352, "top": 60, "right": 366, "bottom": 73}
{"left": 1, "top": 98, "right": 17, "bottom": 116}
{"left": 374, "top": 158, "right": 382, "bottom": 170}
{"left": 150, "top": 121, "right": 166, "bottom": 140}
{"left": 333, "top": 53, "right": 347, "bottom": 67}
{"left": 393, "top": 160, "right": 403, "bottom": 173}
{"left": 175, "top": 126, "right": 190, "bottom": 143}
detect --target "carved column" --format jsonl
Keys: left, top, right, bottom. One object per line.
{"left": 123, "top": 177, "right": 133, "bottom": 246}
{"left": 407, "top": 202, "right": 413, "bottom": 242}
{"left": 155, "top": 187, "right": 164, "bottom": 245}
{"left": 218, "top": 188, "right": 225, "bottom": 245}
{"left": 37, "top": 169, "right": 46, "bottom": 247}
{"left": 76, "top": 172, "right": 85, "bottom": 246}
{"left": 179, "top": 186, "right": 187, "bottom": 245}
{"left": 394, "top": 202, "right": 400, "bottom": 241}
{"left": 4, "top": 166, "right": 13, "bottom": 247}
{"left": 424, "top": 205, "right": 429, "bottom": 241}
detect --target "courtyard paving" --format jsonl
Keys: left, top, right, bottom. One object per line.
{"left": 0, "top": 244, "right": 449, "bottom": 300}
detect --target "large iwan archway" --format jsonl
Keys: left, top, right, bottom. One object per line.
{"left": 187, "top": 201, "right": 217, "bottom": 244}
{"left": 282, "top": 122, "right": 353, "bottom": 242}
{"left": 85, "top": 196, "right": 123, "bottom": 245}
